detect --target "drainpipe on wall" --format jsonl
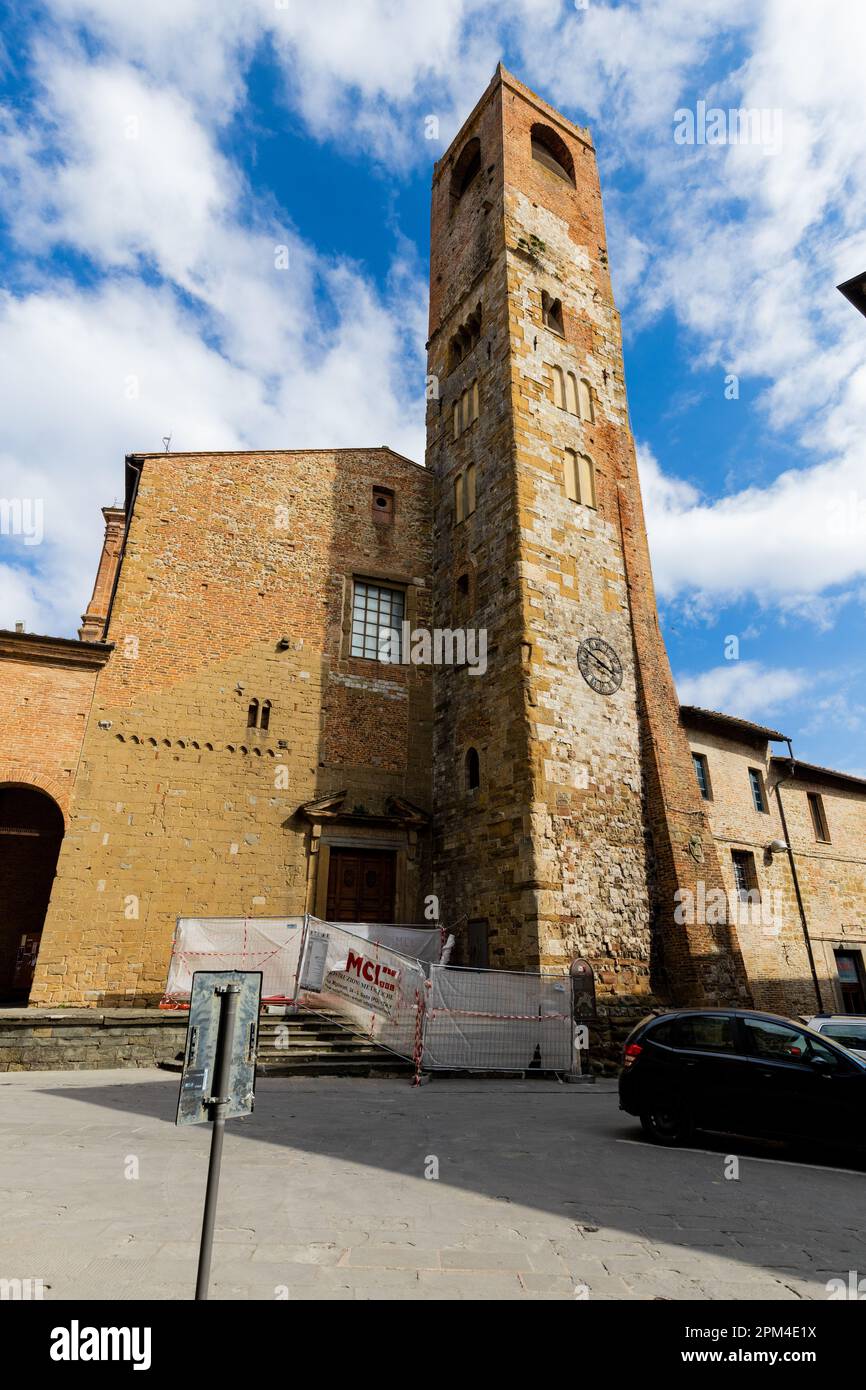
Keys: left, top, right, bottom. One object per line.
{"left": 772, "top": 738, "right": 823, "bottom": 1011}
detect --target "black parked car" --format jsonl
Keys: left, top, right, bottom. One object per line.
{"left": 619, "top": 1008, "right": 866, "bottom": 1149}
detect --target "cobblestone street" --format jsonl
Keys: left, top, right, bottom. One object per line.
{"left": 1, "top": 1070, "right": 863, "bottom": 1301}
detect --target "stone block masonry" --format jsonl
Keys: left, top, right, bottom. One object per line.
{"left": 0, "top": 1009, "right": 185, "bottom": 1071}
{"left": 427, "top": 65, "right": 750, "bottom": 1006}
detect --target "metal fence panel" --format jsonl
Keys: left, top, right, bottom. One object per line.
{"left": 422, "top": 965, "right": 572, "bottom": 1071}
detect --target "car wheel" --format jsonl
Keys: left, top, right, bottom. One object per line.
{"left": 640, "top": 1109, "right": 693, "bottom": 1145}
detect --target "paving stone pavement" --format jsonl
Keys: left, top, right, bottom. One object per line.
{"left": 0, "top": 1069, "right": 863, "bottom": 1301}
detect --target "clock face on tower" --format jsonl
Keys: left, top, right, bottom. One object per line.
{"left": 577, "top": 636, "right": 623, "bottom": 695}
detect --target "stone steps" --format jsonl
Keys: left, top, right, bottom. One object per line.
{"left": 161, "top": 1007, "right": 413, "bottom": 1078}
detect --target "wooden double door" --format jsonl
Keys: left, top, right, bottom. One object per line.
{"left": 325, "top": 847, "right": 396, "bottom": 923}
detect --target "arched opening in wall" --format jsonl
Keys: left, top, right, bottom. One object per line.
{"left": 450, "top": 137, "right": 481, "bottom": 205}
{"left": 0, "top": 785, "right": 65, "bottom": 1001}
{"left": 530, "top": 123, "right": 575, "bottom": 185}
{"left": 247, "top": 698, "right": 259, "bottom": 728}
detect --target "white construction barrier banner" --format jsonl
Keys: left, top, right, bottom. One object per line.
{"left": 165, "top": 917, "right": 306, "bottom": 1005}
{"left": 299, "top": 917, "right": 427, "bottom": 1058}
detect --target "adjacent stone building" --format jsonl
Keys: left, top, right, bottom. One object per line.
{"left": 682, "top": 707, "right": 866, "bottom": 1018}
{"left": 1, "top": 66, "right": 863, "bottom": 1024}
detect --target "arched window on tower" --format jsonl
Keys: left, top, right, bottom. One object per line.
{"left": 564, "top": 449, "right": 596, "bottom": 509}
{"left": 465, "top": 746, "right": 481, "bottom": 792}
{"left": 260, "top": 700, "right": 271, "bottom": 732}
{"left": 454, "top": 473, "right": 465, "bottom": 524}
{"left": 530, "top": 123, "right": 575, "bottom": 186}
{"left": 247, "top": 698, "right": 259, "bottom": 729}
{"left": 450, "top": 137, "right": 481, "bottom": 205}
{"left": 565, "top": 371, "right": 579, "bottom": 416}
{"left": 465, "top": 462, "right": 477, "bottom": 516}
{"left": 552, "top": 364, "right": 565, "bottom": 409}
{"left": 578, "top": 377, "right": 594, "bottom": 422}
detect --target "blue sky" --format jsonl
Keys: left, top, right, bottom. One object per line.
{"left": 1, "top": 1, "right": 865, "bottom": 774}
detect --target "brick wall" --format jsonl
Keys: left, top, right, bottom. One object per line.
{"left": 0, "top": 634, "right": 108, "bottom": 816}
{"left": 31, "top": 448, "right": 432, "bottom": 1006}
{"left": 0, "top": 634, "right": 109, "bottom": 994}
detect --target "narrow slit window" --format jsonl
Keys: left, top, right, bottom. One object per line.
{"left": 454, "top": 473, "right": 465, "bottom": 524}
{"left": 247, "top": 699, "right": 259, "bottom": 729}
{"left": 566, "top": 371, "right": 579, "bottom": 416}
{"left": 465, "top": 746, "right": 480, "bottom": 791}
{"left": 465, "top": 463, "right": 477, "bottom": 516}
{"left": 552, "top": 365, "right": 565, "bottom": 409}
{"left": 808, "top": 791, "right": 830, "bottom": 842}
{"left": 749, "top": 767, "right": 768, "bottom": 814}
{"left": 578, "top": 377, "right": 594, "bottom": 422}
{"left": 576, "top": 453, "right": 596, "bottom": 508}
{"left": 260, "top": 700, "right": 271, "bottom": 732}
{"left": 564, "top": 449, "right": 578, "bottom": 503}
{"left": 692, "top": 752, "right": 711, "bottom": 800}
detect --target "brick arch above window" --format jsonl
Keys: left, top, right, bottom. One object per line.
{"left": 530, "top": 122, "right": 575, "bottom": 186}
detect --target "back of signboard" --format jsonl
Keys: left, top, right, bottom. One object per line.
{"left": 176, "top": 970, "right": 262, "bottom": 1126}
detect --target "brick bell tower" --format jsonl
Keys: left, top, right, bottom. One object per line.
{"left": 426, "top": 65, "right": 751, "bottom": 1008}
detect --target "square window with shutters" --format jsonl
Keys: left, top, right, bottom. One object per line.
{"left": 350, "top": 581, "right": 406, "bottom": 662}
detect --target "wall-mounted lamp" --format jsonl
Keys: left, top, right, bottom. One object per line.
{"left": 768, "top": 839, "right": 788, "bottom": 855}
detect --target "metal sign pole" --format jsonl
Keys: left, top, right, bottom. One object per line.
{"left": 195, "top": 983, "right": 240, "bottom": 1301}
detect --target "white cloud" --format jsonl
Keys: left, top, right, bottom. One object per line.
{"left": 638, "top": 443, "right": 866, "bottom": 612}
{"left": 3, "top": 0, "right": 866, "bottom": 649}
{"left": 0, "top": 43, "right": 427, "bottom": 635}
{"left": 676, "top": 660, "right": 808, "bottom": 721}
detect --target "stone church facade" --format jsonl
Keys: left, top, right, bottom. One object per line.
{"left": 1, "top": 67, "right": 864, "bottom": 1024}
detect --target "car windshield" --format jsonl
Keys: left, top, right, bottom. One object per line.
{"left": 820, "top": 1022, "right": 866, "bottom": 1049}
